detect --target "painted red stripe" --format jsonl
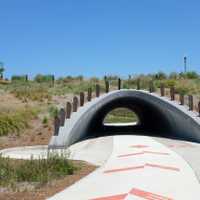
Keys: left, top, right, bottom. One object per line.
{"left": 90, "top": 193, "right": 127, "bottom": 200}
{"left": 130, "top": 188, "right": 173, "bottom": 200}
{"left": 104, "top": 163, "right": 179, "bottom": 174}
{"left": 118, "top": 151, "right": 169, "bottom": 158}
{"left": 130, "top": 145, "right": 149, "bottom": 148}
{"left": 144, "top": 151, "right": 170, "bottom": 155}
{"left": 103, "top": 165, "right": 144, "bottom": 173}
{"left": 146, "top": 163, "right": 180, "bottom": 171}
{"left": 118, "top": 152, "right": 144, "bottom": 157}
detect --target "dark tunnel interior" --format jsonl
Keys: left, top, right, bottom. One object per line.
{"left": 84, "top": 96, "right": 175, "bottom": 139}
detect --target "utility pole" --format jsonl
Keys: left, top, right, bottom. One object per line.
{"left": 184, "top": 56, "right": 187, "bottom": 73}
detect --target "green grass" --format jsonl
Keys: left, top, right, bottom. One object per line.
{"left": 0, "top": 108, "right": 39, "bottom": 136}
{"left": 104, "top": 108, "right": 139, "bottom": 123}
{"left": 0, "top": 154, "right": 77, "bottom": 189}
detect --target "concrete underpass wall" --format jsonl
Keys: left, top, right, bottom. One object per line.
{"left": 49, "top": 90, "right": 200, "bottom": 148}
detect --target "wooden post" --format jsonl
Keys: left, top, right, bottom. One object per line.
{"left": 73, "top": 96, "right": 79, "bottom": 112}
{"left": 149, "top": 81, "right": 154, "bottom": 93}
{"left": 66, "top": 102, "right": 72, "bottom": 119}
{"left": 160, "top": 83, "right": 165, "bottom": 96}
{"left": 118, "top": 78, "right": 121, "bottom": 90}
{"left": 59, "top": 108, "right": 66, "bottom": 126}
{"left": 188, "top": 95, "right": 193, "bottom": 111}
{"left": 179, "top": 94, "right": 184, "bottom": 105}
{"left": 54, "top": 115, "right": 60, "bottom": 136}
{"left": 170, "top": 86, "right": 175, "bottom": 101}
{"left": 198, "top": 101, "right": 200, "bottom": 117}
{"left": 105, "top": 81, "right": 109, "bottom": 93}
{"left": 87, "top": 88, "right": 92, "bottom": 101}
{"left": 137, "top": 79, "right": 140, "bottom": 90}
{"left": 96, "top": 84, "right": 100, "bottom": 97}
{"left": 80, "top": 92, "right": 85, "bottom": 106}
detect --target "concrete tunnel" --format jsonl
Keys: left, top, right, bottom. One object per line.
{"left": 49, "top": 90, "right": 200, "bottom": 148}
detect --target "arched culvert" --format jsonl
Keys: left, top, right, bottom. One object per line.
{"left": 85, "top": 96, "right": 174, "bottom": 138}
{"left": 49, "top": 90, "right": 200, "bottom": 148}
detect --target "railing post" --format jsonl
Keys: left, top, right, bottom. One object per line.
{"left": 198, "top": 101, "right": 200, "bottom": 117}
{"left": 118, "top": 78, "right": 121, "bottom": 90}
{"left": 149, "top": 81, "right": 154, "bottom": 93}
{"left": 80, "top": 92, "right": 85, "bottom": 106}
{"left": 66, "top": 102, "right": 72, "bottom": 119}
{"left": 73, "top": 96, "right": 79, "bottom": 112}
{"left": 170, "top": 86, "right": 175, "bottom": 101}
{"left": 96, "top": 84, "right": 100, "bottom": 97}
{"left": 160, "top": 83, "right": 165, "bottom": 96}
{"left": 54, "top": 115, "right": 60, "bottom": 136}
{"left": 59, "top": 108, "right": 66, "bottom": 126}
{"left": 137, "top": 79, "right": 140, "bottom": 90}
{"left": 188, "top": 95, "right": 194, "bottom": 111}
{"left": 179, "top": 94, "right": 184, "bottom": 105}
{"left": 105, "top": 81, "right": 109, "bottom": 93}
{"left": 87, "top": 88, "right": 92, "bottom": 101}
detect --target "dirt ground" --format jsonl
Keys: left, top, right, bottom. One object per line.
{"left": 0, "top": 92, "right": 97, "bottom": 200}
{"left": 0, "top": 161, "right": 96, "bottom": 200}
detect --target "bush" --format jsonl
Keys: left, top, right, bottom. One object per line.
{"left": 0, "top": 154, "right": 77, "bottom": 189}
{"left": 34, "top": 74, "right": 54, "bottom": 83}
{"left": 0, "top": 108, "right": 38, "bottom": 136}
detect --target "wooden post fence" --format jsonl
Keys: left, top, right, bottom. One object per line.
{"left": 179, "top": 94, "right": 184, "bottom": 105}
{"left": 118, "top": 78, "right": 121, "bottom": 90}
{"left": 160, "top": 83, "right": 165, "bottom": 96}
{"left": 87, "top": 88, "right": 92, "bottom": 101}
{"left": 80, "top": 92, "right": 85, "bottom": 106}
{"left": 198, "top": 101, "right": 200, "bottom": 117}
{"left": 54, "top": 115, "right": 60, "bottom": 136}
{"left": 188, "top": 95, "right": 193, "bottom": 111}
{"left": 105, "top": 81, "right": 109, "bottom": 93}
{"left": 137, "top": 79, "right": 140, "bottom": 90}
{"left": 170, "top": 86, "right": 175, "bottom": 101}
{"left": 59, "top": 108, "right": 66, "bottom": 126}
{"left": 96, "top": 84, "right": 100, "bottom": 97}
{"left": 149, "top": 81, "right": 154, "bottom": 93}
{"left": 66, "top": 102, "right": 72, "bottom": 119}
{"left": 73, "top": 96, "right": 79, "bottom": 112}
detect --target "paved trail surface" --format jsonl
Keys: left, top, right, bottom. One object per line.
{"left": 47, "top": 135, "right": 200, "bottom": 200}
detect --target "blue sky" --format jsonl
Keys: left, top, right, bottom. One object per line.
{"left": 0, "top": 0, "right": 200, "bottom": 78}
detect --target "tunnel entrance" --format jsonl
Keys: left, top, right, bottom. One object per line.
{"left": 49, "top": 90, "right": 200, "bottom": 148}
{"left": 86, "top": 96, "right": 174, "bottom": 139}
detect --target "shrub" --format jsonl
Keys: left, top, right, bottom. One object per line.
{"left": 0, "top": 108, "right": 38, "bottom": 136}
{"left": 0, "top": 154, "right": 77, "bottom": 189}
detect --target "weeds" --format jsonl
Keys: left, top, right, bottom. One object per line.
{"left": 0, "top": 154, "right": 77, "bottom": 189}
{"left": 0, "top": 108, "right": 38, "bottom": 136}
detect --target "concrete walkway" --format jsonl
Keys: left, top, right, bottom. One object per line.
{"left": 48, "top": 135, "right": 200, "bottom": 200}
{"left": 1, "top": 135, "right": 200, "bottom": 200}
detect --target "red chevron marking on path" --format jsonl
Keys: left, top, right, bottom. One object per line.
{"left": 104, "top": 165, "right": 144, "bottom": 173}
{"left": 90, "top": 193, "right": 127, "bottom": 200}
{"left": 146, "top": 163, "right": 180, "bottom": 171}
{"left": 118, "top": 151, "right": 170, "bottom": 158}
{"left": 91, "top": 188, "right": 173, "bottom": 200}
{"left": 168, "top": 144, "right": 194, "bottom": 148}
{"left": 130, "top": 188, "right": 173, "bottom": 200}
{"left": 104, "top": 163, "right": 180, "bottom": 174}
{"left": 130, "top": 145, "right": 149, "bottom": 148}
